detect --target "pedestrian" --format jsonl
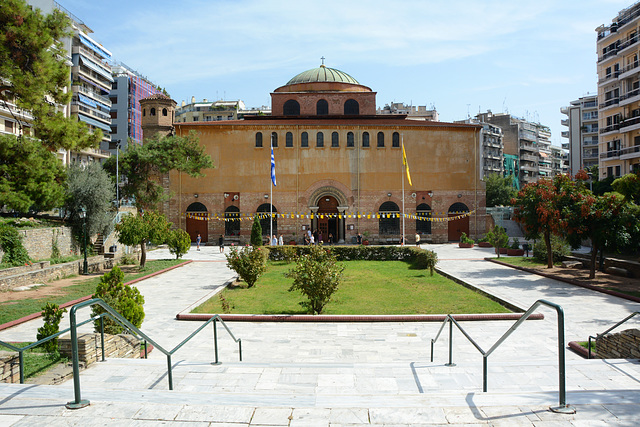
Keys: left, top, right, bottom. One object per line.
{"left": 415, "top": 233, "right": 421, "bottom": 247}
{"left": 310, "top": 234, "right": 315, "bottom": 245}
{"left": 313, "top": 229, "right": 318, "bottom": 245}
{"left": 196, "top": 233, "right": 201, "bottom": 251}
{"left": 328, "top": 233, "right": 333, "bottom": 245}
{"left": 278, "top": 234, "right": 283, "bottom": 246}
{"left": 218, "top": 234, "right": 224, "bottom": 253}
{"left": 271, "top": 234, "right": 277, "bottom": 246}
{"left": 318, "top": 231, "right": 323, "bottom": 244}
{"left": 356, "top": 233, "right": 362, "bottom": 245}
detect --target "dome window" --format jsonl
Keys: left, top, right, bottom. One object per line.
{"left": 344, "top": 99, "right": 359, "bottom": 115}
{"left": 317, "top": 99, "right": 329, "bottom": 115}
{"left": 150, "top": 108, "right": 156, "bottom": 116}
{"left": 283, "top": 100, "right": 300, "bottom": 116}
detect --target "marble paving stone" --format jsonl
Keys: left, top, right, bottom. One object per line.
{"left": 174, "top": 404, "right": 254, "bottom": 423}
{"left": 368, "top": 407, "right": 447, "bottom": 424}
{"left": 250, "top": 407, "right": 292, "bottom": 425}
{"left": 133, "top": 402, "right": 183, "bottom": 421}
{"left": 327, "top": 407, "right": 369, "bottom": 424}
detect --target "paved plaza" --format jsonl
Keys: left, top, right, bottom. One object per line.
{"left": 1, "top": 244, "right": 639, "bottom": 425}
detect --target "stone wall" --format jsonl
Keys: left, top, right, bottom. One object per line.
{"left": 596, "top": 328, "right": 640, "bottom": 359}
{"left": 0, "top": 352, "right": 20, "bottom": 383}
{"left": 0, "top": 226, "right": 75, "bottom": 262}
{"left": 59, "top": 333, "right": 140, "bottom": 367}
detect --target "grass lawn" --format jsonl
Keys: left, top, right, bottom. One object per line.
{"left": 193, "top": 260, "right": 510, "bottom": 315}
{"left": 0, "top": 259, "right": 185, "bottom": 325}
{"left": 492, "top": 256, "right": 549, "bottom": 268}
{"left": 0, "top": 342, "right": 68, "bottom": 380}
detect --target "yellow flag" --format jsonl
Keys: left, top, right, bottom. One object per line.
{"left": 402, "top": 141, "right": 412, "bottom": 186}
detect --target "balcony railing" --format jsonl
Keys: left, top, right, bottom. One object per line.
{"left": 598, "top": 71, "right": 621, "bottom": 84}
{"left": 599, "top": 150, "right": 620, "bottom": 159}
{"left": 599, "top": 123, "right": 620, "bottom": 134}
{"left": 599, "top": 97, "right": 620, "bottom": 109}
{"left": 598, "top": 49, "right": 618, "bottom": 63}
{"left": 73, "top": 85, "right": 110, "bottom": 105}
{"left": 620, "top": 88, "right": 640, "bottom": 102}
{"left": 620, "top": 145, "right": 640, "bottom": 157}
{"left": 623, "top": 61, "right": 640, "bottom": 74}
{"left": 620, "top": 116, "right": 640, "bottom": 129}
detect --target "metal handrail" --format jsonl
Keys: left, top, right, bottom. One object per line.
{"left": 588, "top": 311, "right": 640, "bottom": 359}
{"left": 430, "top": 299, "right": 574, "bottom": 413}
{"left": 65, "top": 298, "right": 242, "bottom": 409}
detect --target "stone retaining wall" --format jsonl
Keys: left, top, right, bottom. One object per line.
{"left": 0, "top": 226, "right": 76, "bottom": 262}
{"left": 0, "top": 352, "right": 20, "bottom": 383}
{"left": 59, "top": 333, "right": 140, "bottom": 367}
{"left": 596, "top": 328, "right": 640, "bottom": 359}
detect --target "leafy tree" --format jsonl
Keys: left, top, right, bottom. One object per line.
{"left": 286, "top": 245, "right": 345, "bottom": 314}
{"left": 250, "top": 216, "right": 263, "bottom": 246}
{"left": 0, "top": 224, "right": 31, "bottom": 266}
{"left": 104, "top": 132, "right": 213, "bottom": 211}
{"left": 612, "top": 172, "right": 640, "bottom": 204}
{"left": 0, "top": 134, "right": 66, "bottom": 212}
{"left": 485, "top": 225, "right": 509, "bottom": 258}
{"left": 92, "top": 266, "right": 145, "bottom": 334}
{"left": 64, "top": 162, "right": 115, "bottom": 242}
{"left": 115, "top": 211, "right": 170, "bottom": 268}
{"left": 36, "top": 303, "right": 66, "bottom": 354}
{"left": 225, "top": 245, "right": 267, "bottom": 288}
{"left": 167, "top": 228, "right": 191, "bottom": 259}
{"left": 485, "top": 174, "right": 516, "bottom": 207}
{"left": 0, "top": 0, "right": 101, "bottom": 152}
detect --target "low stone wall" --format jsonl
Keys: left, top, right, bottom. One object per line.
{"left": 0, "top": 352, "right": 20, "bottom": 383}
{"left": 0, "top": 261, "right": 50, "bottom": 280}
{"left": 0, "top": 256, "right": 114, "bottom": 292}
{"left": 596, "top": 328, "right": 640, "bottom": 359}
{"left": 0, "top": 226, "right": 76, "bottom": 262}
{"left": 59, "top": 333, "right": 140, "bottom": 367}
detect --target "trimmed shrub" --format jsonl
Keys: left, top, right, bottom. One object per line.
{"left": 36, "top": 303, "right": 66, "bottom": 354}
{"left": 167, "top": 228, "right": 191, "bottom": 259}
{"left": 485, "top": 225, "right": 509, "bottom": 258}
{"left": 533, "top": 236, "right": 570, "bottom": 265}
{"left": 411, "top": 249, "right": 438, "bottom": 276}
{"left": 92, "top": 266, "right": 145, "bottom": 334}
{"left": 225, "top": 245, "right": 268, "bottom": 287}
{"left": 250, "top": 216, "right": 262, "bottom": 246}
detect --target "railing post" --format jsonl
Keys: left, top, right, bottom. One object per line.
{"left": 238, "top": 338, "right": 242, "bottom": 362}
{"left": 65, "top": 306, "right": 90, "bottom": 409}
{"left": 144, "top": 340, "right": 148, "bottom": 359}
{"left": 100, "top": 316, "right": 105, "bottom": 362}
{"left": 430, "top": 340, "right": 434, "bottom": 362}
{"left": 446, "top": 318, "right": 455, "bottom": 367}
{"left": 588, "top": 336, "right": 594, "bottom": 359}
{"left": 549, "top": 305, "right": 574, "bottom": 414}
{"left": 212, "top": 318, "right": 220, "bottom": 365}
{"left": 167, "top": 355, "right": 173, "bottom": 390}
{"left": 482, "top": 355, "right": 488, "bottom": 392}
{"left": 18, "top": 351, "right": 24, "bottom": 384}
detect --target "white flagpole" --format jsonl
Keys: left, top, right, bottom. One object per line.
{"left": 402, "top": 134, "right": 405, "bottom": 246}
{"left": 270, "top": 135, "right": 273, "bottom": 244}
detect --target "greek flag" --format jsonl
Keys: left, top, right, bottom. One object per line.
{"left": 270, "top": 144, "right": 277, "bottom": 187}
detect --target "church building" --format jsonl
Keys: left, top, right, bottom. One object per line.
{"left": 140, "top": 64, "right": 486, "bottom": 244}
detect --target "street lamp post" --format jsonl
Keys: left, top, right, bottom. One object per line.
{"left": 80, "top": 208, "right": 88, "bottom": 275}
{"left": 109, "top": 139, "right": 121, "bottom": 210}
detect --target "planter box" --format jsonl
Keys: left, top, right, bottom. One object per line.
{"left": 507, "top": 249, "right": 525, "bottom": 256}
{"left": 288, "top": 241, "right": 297, "bottom": 245}
{"left": 499, "top": 248, "right": 508, "bottom": 254}
{"left": 478, "top": 242, "right": 493, "bottom": 248}
{"left": 458, "top": 242, "right": 474, "bottom": 248}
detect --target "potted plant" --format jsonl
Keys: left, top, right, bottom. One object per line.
{"left": 507, "top": 238, "right": 525, "bottom": 256}
{"left": 458, "top": 232, "right": 474, "bottom": 248}
{"left": 289, "top": 233, "right": 297, "bottom": 245}
{"left": 477, "top": 235, "right": 493, "bottom": 248}
{"left": 486, "top": 225, "right": 509, "bottom": 258}
{"left": 362, "top": 230, "right": 370, "bottom": 246}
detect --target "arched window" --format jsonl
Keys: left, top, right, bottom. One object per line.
{"left": 143, "top": 109, "right": 146, "bottom": 117}
{"left": 257, "top": 203, "right": 277, "bottom": 236}
{"left": 286, "top": 132, "right": 293, "bottom": 147}
{"left": 271, "top": 132, "right": 278, "bottom": 147}
{"left": 331, "top": 132, "right": 339, "bottom": 147}
{"left": 362, "top": 132, "right": 370, "bottom": 147}
{"left": 225, "top": 206, "right": 240, "bottom": 236}
{"left": 255, "top": 132, "right": 263, "bottom": 147}
{"left": 150, "top": 108, "right": 156, "bottom": 116}
{"left": 347, "top": 132, "right": 354, "bottom": 147}
{"left": 378, "top": 201, "right": 400, "bottom": 235}
{"left": 283, "top": 99, "right": 300, "bottom": 116}
{"left": 416, "top": 203, "right": 432, "bottom": 235}
{"left": 448, "top": 202, "right": 470, "bottom": 214}
{"left": 392, "top": 132, "right": 400, "bottom": 147}
{"left": 317, "top": 99, "right": 329, "bottom": 115}
{"left": 377, "top": 132, "right": 384, "bottom": 147}
{"left": 317, "top": 132, "right": 324, "bottom": 147}
{"left": 344, "top": 99, "right": 359, "bottom": 115}
{"left": 301, "top": 132, "right": 309, "bottom": 147}
{"left": 162, "top": 108, "right": 168, "bottom": 116}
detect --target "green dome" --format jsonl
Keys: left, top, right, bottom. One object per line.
{"left": 286, "top": 65, "right": 360, "bottom": 85}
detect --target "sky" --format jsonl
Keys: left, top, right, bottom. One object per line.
{"left": 57, "top": 0, "right": 634, "bottom": 146}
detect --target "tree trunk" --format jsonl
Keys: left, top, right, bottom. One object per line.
{"left": 140, "top": 240, "right": 147, "bottom": 268}
{"left": 589, "top": 244, "right": 598, "bottom": 280}
{"left": 544, "top": 231, "right": 553, "bottom": 268}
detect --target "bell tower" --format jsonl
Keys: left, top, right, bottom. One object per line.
{"left": 140, "top": 93, "right": 177, "bottom": 142}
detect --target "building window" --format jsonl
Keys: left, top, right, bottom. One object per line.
{"left": 143, "top": 109, "right": 146, "bottom": 117}
{"left": 377, "top": 132, "right": 384, "bottom": 147}
{"left": 607, "top": 166, "right": 613, "bottom": 178}
{"left": 615, "top": 165, "right": 621, "bottom": 177}
{"left": 150, "top": 108, "right": 156, "bottom": 116}
{"left": 347, "top": 132, "right": 354, "bottom": 147}
{"left": 286, "top": 132, "right": 293, "bottom": 147}
{"left": 162, "top": 108, "right": 168, "bottom": 116}
{"left": 257, "top": 203, "right": 277, "bottom": 236}
{"left": 331, "top": 132, "right": 339, "bottom": 147}
{"left": 416, "top": 203, "right": 432, "bottom": 235}
{"left": 317, "top": 132, "right": 324, "bottom": 147}
{"left": 392, "top": 132, "right": 400, "bottom": 147}
{"left": 362, "top": 132, "right": 370, "bottom": 147}
{"left": 225, "top": 206, "right": 240, "bottom": 236}
{"left": 301, "top": 132, "right": 309, "bottom": 147}
{"left": 317, "top": 99, "right": 329, "bottom": 115}
{"left": 378, "top": 201, "right": 400, "bottom": 235}
{"left": 283, "top": 99, "right": 300, "bottom": 116}
{"left": 344, "top": 99, "right": 359, "bottom": 115}
{"left": 271, "top": 132, "right": 278, "bottom": 147}
{"left": 255, "top": 132, "right": 263, "bottom": 147}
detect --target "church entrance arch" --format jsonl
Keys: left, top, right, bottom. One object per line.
{"left": 317, "top": 196, "right": 338, "bottom": 243}
{"left": 186, "top": 202, "right": 208, "bottom": 243}
{"left": 309, "top": 186, "right": 348, "bottom": 243}
{"left": 447, "top": 202, "right": 470, "bottom": 242}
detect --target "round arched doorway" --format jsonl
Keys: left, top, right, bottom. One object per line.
{"left": 317, "top": 196, "right": 338, "bottom": 243}
{"left": 186, "top": 202, "right": 208, "bottom": 243}
{"left": 448, "top": 202, "right": 470, "bottom": 242}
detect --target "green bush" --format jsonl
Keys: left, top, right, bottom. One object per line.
{"left": 119, "top": 254, "right": 138, "bottom": 265}
{"left": 36, "top": 303, "right": 66, "bottom": 354}
{"left": 510, "top": 238, "right": 520, "bottom": 250}
{"left": 0, "top": 224, "right": 31, "bottom": 266}
{"left": 411, "top": 249, "right": 438, "bottom": 276}
{"left": 225, "top": 245, "right": 267, "bottom": 287}
{"left": 485, "top": 225, "right": 509, "bottom": 258}
{"left": 92, "top": 266, "right": 145, "bottom": 334}
{"left": 286, "top": 244, "right": 345, "bottom": 314}
{"left": 460, "top": 232, "right": 474, "bottom": 244}
{"left": 167, "top": 228, "right": 191, "bottom": 259}
{"left": 533, "top": 236, "right": 570, "bottom": 265}
{"left": 250, "top": 216, "right": 262, "bottom": 246}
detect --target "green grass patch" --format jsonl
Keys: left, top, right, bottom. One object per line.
{"left": 193, "top": 260, "right": 510, "bottom": 315}
{"left": 493, "top": 256, "right": 550, "bottom": 268}
{"left": 0, "top": 341, "right": 68, "bottom": 380}
{"left": 0, "top": 259, "right": 185, "bottom": 325}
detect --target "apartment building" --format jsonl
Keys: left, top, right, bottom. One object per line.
{"left": 377, "top": 102, "right": 439, "bottom": 121}
{"left": 109, "top": 63, "right": 163, "bottom": 153}
{"left": 560, "top": 95, "right": 599, "bottom": 176}
{"left": 596, "top": 1, "right": 640, "bottom": 178}
{"left": 454, "top": 118, "right": 504, "bottom": 180}
{"left": 175, "top": 98, "right": 271, "bottom": 123}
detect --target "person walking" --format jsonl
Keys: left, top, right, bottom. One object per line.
{"left": 218, "top": 234, "right": 224, "bottom": 253}
{"left": 278, "top": 234, "right": 284, "bottom": 246}
{"left": 196, "top": 233, "right": 201, "bottom": 251}
{"left": 415, "top": 233, "right": 421, "bottom": 248}
{"left": 271, "top": 234, "right": 278, "bottom": 246}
